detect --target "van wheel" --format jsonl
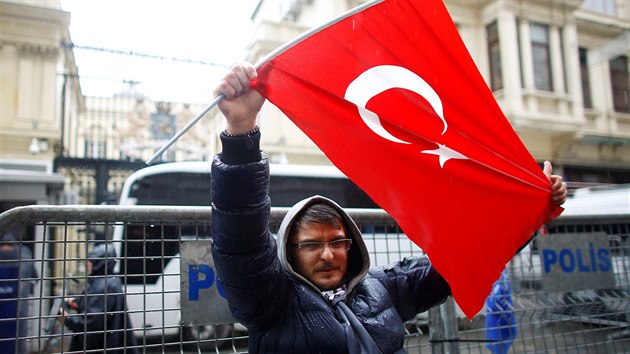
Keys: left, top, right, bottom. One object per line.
{"left": 184, "top": 324, "right": 231, "bottom": 349}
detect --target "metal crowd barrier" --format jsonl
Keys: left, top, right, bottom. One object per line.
{"left": 0, "top": 205, "right": 628, "bottom": 353}
{"left": 432, "top": 214, "right": 630, "bottom": 354}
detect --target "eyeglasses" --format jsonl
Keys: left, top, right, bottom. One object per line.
{"left": 291, "top": 238, "right": 352, "bottom": 254}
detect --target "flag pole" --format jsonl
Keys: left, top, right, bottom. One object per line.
{"left": 145, "top": 0, "right": 383, "bottom": 165}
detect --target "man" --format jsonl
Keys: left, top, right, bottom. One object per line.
{"left": 60, "top": 244, "right": 138, "bottom": 354}
{"left": 211, "top": 63, "right": 568, "bottom": 353}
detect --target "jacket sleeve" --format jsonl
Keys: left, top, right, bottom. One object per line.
{"left": 211, "top": 132, "right": 290, "bottom": 329}
{"left": 374, "top": 256, "right": 452, "bottom": 321}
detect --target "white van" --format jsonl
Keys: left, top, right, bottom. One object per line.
{"left": 562, "top": 184, "right": 630, "bottom": 216}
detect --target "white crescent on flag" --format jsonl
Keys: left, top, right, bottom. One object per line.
{"left": 344, "top": 65, "right": 447, "bottom": 143}
{"left": 345, "top": 65, "right": 468, "bottom": 168}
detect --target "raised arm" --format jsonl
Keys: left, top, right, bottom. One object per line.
{"left": 210, "top": 63, "right": 290, "bottom": 329}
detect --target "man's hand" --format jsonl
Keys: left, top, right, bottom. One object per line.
{"left": 213, "top": 62, "right": 265, "bottom": 135}
{"left": 57, "top": 297, "right": 76, "bottom": 318}
{"left": 543, "top": 161, "right": 568, "bottom": 206}
{"left": 66, "top": 297, "right": 78, "bottom": 310}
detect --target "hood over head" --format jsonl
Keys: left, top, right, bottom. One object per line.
{"left": 0, "top": 230, "right": 19, "bottom": 260}
{"left": 88, "top": 243, "right": 117, "bottom": 276}
{"left": 0, "top": 227, "right": 19, "bottom": 245}
{"left": 277, "top": 195, "right": 370, "bottom": 295}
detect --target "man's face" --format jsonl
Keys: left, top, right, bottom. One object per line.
{"left": 289, "top": 221, "right": 349, "bottom": 291}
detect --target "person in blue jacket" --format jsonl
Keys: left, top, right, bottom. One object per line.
{"left": 0, "top": 228, "right": 38, "bottom": 354}
{"left": 211, "top": 62, "right": 568, "bottom": 354}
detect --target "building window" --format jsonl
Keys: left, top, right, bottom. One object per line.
{"left": 85, "top": 141, "right": 106, "bottom": 159}
{"left": 579, "top": 47, "right": 592, "bottom": 108}
{"left": 582, "top": 0, "right": 617, "bottom": 16}
{"left": 278, "top": 0, "right": 300, "bottom": 21}
{"left": 486, "top": 21, "right": 502, "bottom": 91}
{"left": 610, "top": 55, "right": 630, "bottom": 113}
{"left": 560, "top": 29, "right": 567, "bottom": 94}
{"left": 530, "top": 23, "right": 553, "bottom": 91}
{"left": 517, "top": 19, "right": 524, "bottom": 89}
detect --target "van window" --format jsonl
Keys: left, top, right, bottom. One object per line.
{"left": 269, "top": 175, "right": 379, "bottom": 208}
{"left": 130, "top": 172, "right": 211, "bottom": 206}
{"left": 126, "top": 172, "right": 378, "bottom": 208}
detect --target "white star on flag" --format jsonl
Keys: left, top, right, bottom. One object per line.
{"left": 421, "top": 143, "right": 469, "bottom": 168}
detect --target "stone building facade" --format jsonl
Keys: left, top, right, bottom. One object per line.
{"left": 1, "top": 0, "right": 629, "bottom": 204}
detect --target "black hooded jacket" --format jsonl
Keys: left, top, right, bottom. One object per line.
{"left": 211, "top": 131, "right": 451, "bottom": 353}
{"left": 64, "top": 244, "right": 138, "bottom": 353}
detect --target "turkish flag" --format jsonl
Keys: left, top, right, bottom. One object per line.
{"left": 251, "top": 0, "right": 562, "bottom": 318}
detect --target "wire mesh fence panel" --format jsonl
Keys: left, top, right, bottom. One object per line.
{"left": 0, "top": 205, "right": 433, "bottom": 353}
{"left": 452, "top": 215, "right": 630, "bottom": 354}
{"left": 1, "top": 206, "right": 629, "bottom": 353}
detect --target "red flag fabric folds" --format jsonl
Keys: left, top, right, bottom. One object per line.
{"left": 252, "top": 0, "right": 562, "bottom": 318}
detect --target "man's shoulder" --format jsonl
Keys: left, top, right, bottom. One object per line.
{"left": 90, "top": 275, "right": 124, "bottom": 292}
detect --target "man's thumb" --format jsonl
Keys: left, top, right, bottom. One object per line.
{"left": 543, "top": 161, "right": 552, "bottom": 179}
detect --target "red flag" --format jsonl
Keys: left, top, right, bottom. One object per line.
{"left": 252, "top": 0, "right": 562, "bottom": 319}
